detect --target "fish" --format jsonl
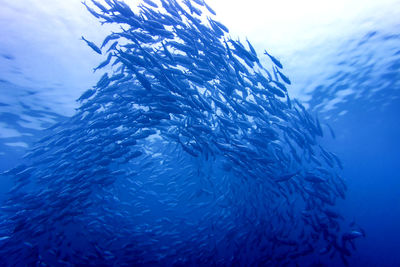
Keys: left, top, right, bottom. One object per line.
{"left": 106, "top": 40, "right": 118, "bottom": 53}
{"left": 342, "top": 230, "right": 365, "bottom": 241}
{"left": 275, "top": 66, "right": 291, "bottom": 85}
{"left": 77, "top": 88, "right": 96, "bottom": 102}
{"left": 91, "top": 0, "right": 109, "bottom": 13}
{"left": 143, "top": 0, "right": 158, "bottom": 8}
{"left": 0, "top": 0, "right": 358, "bottom": 266}
{"left": 81, "top": 36, "right": 102, "bottom": 54}
{"left": 82, "top": 1, "right": 101, "bottom": 19}
{"left": 246, "top": 38, "right": 258, "bottom": 59}
{"left": 209, "top": 18, "right": 229, "bottom": 33}
{"left": 204, "top": 1, "right": 216, "bottom": 15}
{"left": 274, "top": 171, "right": 299, "bottom": 182}
{"left": 264, "top": 50, "right": 283, "bottom": 69}
{"left": 93, "top": 52, "right": 113, "bottom": 72}
{"left": 100, "top": 33, "right": 119, "bottom": 49}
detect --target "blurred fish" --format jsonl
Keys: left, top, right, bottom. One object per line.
{"left": 81, "top": 36, "right": 102, "bottom": 54}
{"left": 264, "top": 50, "right": 283, "bottom": 69}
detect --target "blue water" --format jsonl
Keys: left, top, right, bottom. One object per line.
{"left": 0, "top": 0, "right": 399, "bottom": 266}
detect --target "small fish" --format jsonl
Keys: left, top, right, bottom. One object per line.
{"left": 100, "top": 33, "right": 119, "bottom": 49}
{"left": 132, "top": 69, "right": 152, "bottom": 91}
{"left": 78, "top": 88, "right": 96, "bottom": 101}
{"left": 143, "top": 0, "right": 158, "bottom": 8}
{"left": 204, "top": 1, "right": 216, "bottom": 15}
{"left": 210, "top": 18, "right": 229, "bottom": 33}
{"left": 192, "top": 0, "right": 204, "bottom": 6}
{"left": 264, "top": 50, "right": 283, "bottom": 69}
{"left": 275, "top": 67, "right": 291, "bottom": 85}
{"left": 82, "top": 1, "right": 100, "bottom": 19}
{"left": 325, "top": 123, "right": 336, "bottom": 139}
{"left": 91, "top": 0, "right": 109, "bottom": 13}
{"left": 81, "top": 36, "right": 102, "bottom": 54}
{"left": 246, "top": 38, "right": 258, "bottom": 58}
{"left": 304, "top": 174, "right": 326, "bottom": 183}
{"left": 106, "top": 40, "right": 118, "bottom": 53}
{"left": 342, "top": 230, "right": 365, "bottom": 241}
{"left": 274, "top": 171, "right": 299, "bottom": 182}
{"left": 93, "top": 53, "right": 113, "bottom": 72}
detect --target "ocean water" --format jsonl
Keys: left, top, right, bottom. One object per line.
{"left": 0, "top": 0, "right": 399, "bottom": 266}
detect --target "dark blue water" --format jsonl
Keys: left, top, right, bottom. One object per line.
{"left": 0, "top": 0, "right": 399, "bottom": 266}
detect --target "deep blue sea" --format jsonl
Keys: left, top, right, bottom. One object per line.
{"left": 0, "top": 0, "right": 399, "bottom": 266}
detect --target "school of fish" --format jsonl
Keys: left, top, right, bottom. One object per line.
{"left": 0, "top": 0, "right": 365, "bottom": 266}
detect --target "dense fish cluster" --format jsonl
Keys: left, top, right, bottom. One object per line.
{"left": 0, "top": 0, "right": 364, "bottom": 266}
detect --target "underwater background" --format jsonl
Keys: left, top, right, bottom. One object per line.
{"left": 0, "top": 0, "right": 399, "bottom": 266}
